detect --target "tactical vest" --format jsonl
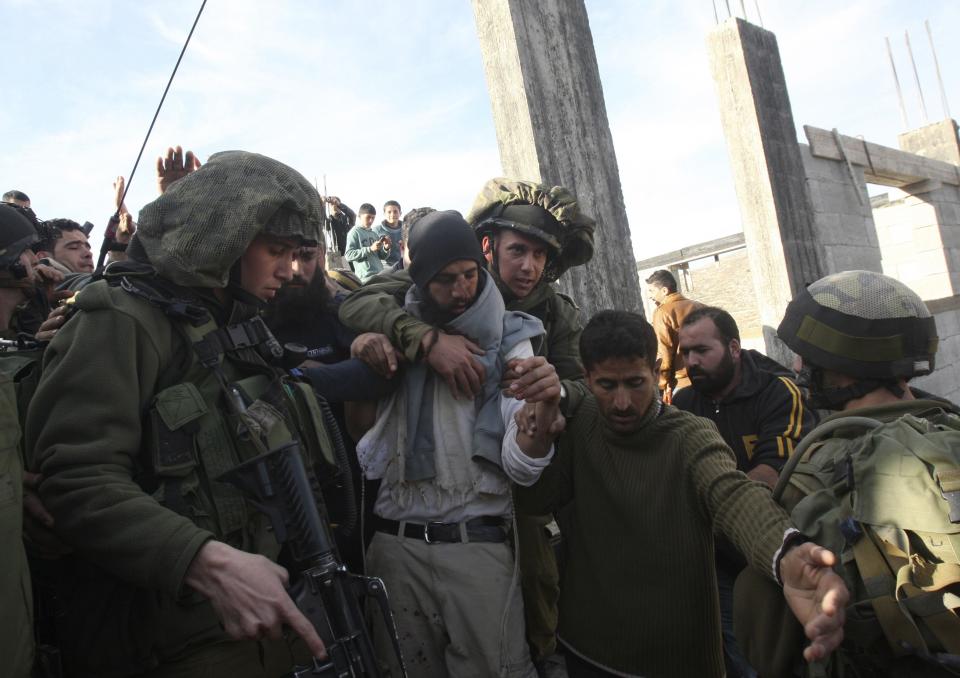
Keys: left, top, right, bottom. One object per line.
{"left": 144, "top": 307, "right": 339, "bottom": 555}
{"left": 743, "top": 403, "right": 960, "bottom": 677}
{"left": 49, "top": 276, "right": 341, "bottom": 676}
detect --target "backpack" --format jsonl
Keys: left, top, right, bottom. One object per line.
{"left": 759, "top": 405, "right": 960, "bottom": 676}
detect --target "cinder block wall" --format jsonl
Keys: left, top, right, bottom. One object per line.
{"left": 873, "top": 183, "right": 960, "bottom": 301}
{"left": 912, "top": 304, "right": 960, "bottom": 405}
{"left": 799, "top": 144, "right": 882, "bottom": 275}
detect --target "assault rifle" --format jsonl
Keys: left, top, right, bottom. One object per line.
{"left": 0, "top": 336, "right": 41, "bottom": 352}
{"left": 219, "top": 441, "right": 406, "bottom": 677}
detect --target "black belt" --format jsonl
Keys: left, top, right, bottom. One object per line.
{"left": 374, "top": 515, "right": 507, "bottom": 544}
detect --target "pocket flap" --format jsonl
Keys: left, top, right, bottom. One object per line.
{"left": 154, "top": 383, "right": 208, "bottom": 431}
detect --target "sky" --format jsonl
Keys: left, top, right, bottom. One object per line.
{"left": 2, "top": 0, "right": 958, "bottom": 263}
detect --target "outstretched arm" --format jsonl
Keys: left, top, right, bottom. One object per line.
{"left": 780, "top": 542, "right": 848, "bottom": 662}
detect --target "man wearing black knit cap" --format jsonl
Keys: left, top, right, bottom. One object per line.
{"left": 351, "top": 210, "right": 561, "bottom": 678}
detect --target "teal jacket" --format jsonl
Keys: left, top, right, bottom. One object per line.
{"left": 344, "top": 225, "right": 389, "bottom": 281}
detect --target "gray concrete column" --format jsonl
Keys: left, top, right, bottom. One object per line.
{"left": 707, "top": 17, "right": 824, "bottom": 359}
{"left": 472, "top": 0, "right": 641, "bottom": 318}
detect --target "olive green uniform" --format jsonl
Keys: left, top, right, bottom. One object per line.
{"left": 736, "top": 398, "right": 960, "bottom": 678}
{"left": 0, "top": 348, "right": 34, "bottom": 678}
{"left": 25, "top": 151, "right": 330, "bottom": 678}
{"left": 339, "top": 268, "right": 583, "bottom": 660}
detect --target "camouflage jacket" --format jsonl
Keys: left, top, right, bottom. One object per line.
{"left": 338, "top": 269, "right": 585, "bottom": 381}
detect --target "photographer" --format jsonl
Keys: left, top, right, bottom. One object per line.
{"left": 344, "top": 203, "right": 391, "bottom": 282}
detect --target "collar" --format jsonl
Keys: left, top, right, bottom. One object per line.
{"left": 600, "top": 395, "right": 664, "bottom": 445}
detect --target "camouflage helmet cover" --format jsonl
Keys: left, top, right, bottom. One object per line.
{"left": 130, "top": 150, "right": 323, "bottom": 288}
{"left": 466, "top": 177, "right": 595, "bottom": 282}
{"left": 777, "top": 270, "right": 938, "bottom": 379}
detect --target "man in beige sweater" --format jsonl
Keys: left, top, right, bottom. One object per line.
{"left": 506, "top": 310, "right": 848, "bottom": 678}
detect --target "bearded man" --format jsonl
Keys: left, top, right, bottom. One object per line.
{"left": 673, "top": 305, "right": 817, "bottom": 678}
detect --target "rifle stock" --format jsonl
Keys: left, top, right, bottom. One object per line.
{"left": 219, "top": 442, "right": 406, "bottom": 677}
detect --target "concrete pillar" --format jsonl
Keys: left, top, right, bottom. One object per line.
{"left": 471, "top": 0, "right": 641, "bottom": 319}
{"left": 898, "top": 119, "right": 960, "bottom": 165}
{"left": 706, "top": 17, "right": 824, "bottom": 360}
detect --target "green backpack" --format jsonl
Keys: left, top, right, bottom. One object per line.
{"left": 749, "top": 404, "right": 960, "bottom": 676}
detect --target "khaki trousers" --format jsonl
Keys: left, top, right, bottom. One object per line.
{"left": 515, "top": 513, "right": 560, "bottom": 660}
{"left": 367, "top": 530, "right": 537, "bottom": 678}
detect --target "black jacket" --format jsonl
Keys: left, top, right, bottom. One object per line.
{"left": 672, "top": 349, "right": 817, "bottom": 473}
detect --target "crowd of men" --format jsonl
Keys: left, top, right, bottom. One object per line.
{"left": 1, "top": 145, "right": 955, "bottom": 678}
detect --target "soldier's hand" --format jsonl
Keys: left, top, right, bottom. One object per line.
{"left": 34, "top": 263, "right": 65, "bottom": 290}
{"left": 423, "top": 332, "right": 485, "bottom": 399}
{"left": 514, "top": 401, "right": 565, "bottom": 438}
{"left": 22, "top": 471, "right": 72, "bottom": 558}
{"left": 780, "top": 542, "right": 848, "bottom": 662}
{"left": 35, "top": 297, "right": 74, "bottom": 343}
{"left": 503, "top": 357, "right": 561, "bottom": 404}
{"left": 351, "top": 332, "right": 401, "bottom": 378}
{"left": 156, "top": 145, "right": 201, "bottom": 195}
{"left": 185, "top": 540, "right": 327, "bottom": 659}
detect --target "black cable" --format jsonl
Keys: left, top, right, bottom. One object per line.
{"left": 96, "top": 0, "right": 208, "bottom": 271}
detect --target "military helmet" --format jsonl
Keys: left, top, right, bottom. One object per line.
{"left": 466, "top": 177, "right": 595, "bottom": 282}
{"left": 132, "top": 151, "right": 324, "bottom": 289}
{"left": 0, "top": 204, "right": 38, "bottom": 278}
{"left": 778, "top": 270, "right": 938, "bottom": 379}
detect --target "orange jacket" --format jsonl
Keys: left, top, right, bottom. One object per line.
{"left": 651, "top": 292, "right": 702, "bottom": 391}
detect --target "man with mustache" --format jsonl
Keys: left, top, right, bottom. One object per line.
{"left": 511, "top": 309, "right": 846, "bottom": 678}
{"left": 673, "top": 305, "right": 816, "bottom": 678}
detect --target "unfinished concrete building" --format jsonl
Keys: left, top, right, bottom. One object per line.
{"left": 638, "top": 16, "right": 960, "bottom": 403}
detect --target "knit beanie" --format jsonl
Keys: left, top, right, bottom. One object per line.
{"left": 408, "top": 210, "right": 485, "bottom": 289}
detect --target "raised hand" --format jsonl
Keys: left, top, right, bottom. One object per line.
{"left": 156, "top": 145, "right": 201, "bottom": 194}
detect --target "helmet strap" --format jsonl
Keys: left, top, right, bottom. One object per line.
{"left": 800, "top": 364, "right": 902, "bottom": 409}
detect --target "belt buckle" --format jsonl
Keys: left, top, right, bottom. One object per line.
{"left": 423, "top": 521, "right": 443, "bottom": 544}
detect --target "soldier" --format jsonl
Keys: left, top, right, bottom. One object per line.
{"left": 0, "top": 203, "right": 41, "bottom": 678}
{"left": 737, "top": 270, "right": 960, "bottom": 677}
{"left": 26, "top": 151, "right": 337, "bottom": 677}
{"left": 338, "top": 178, "right": 594, "bottom": 673}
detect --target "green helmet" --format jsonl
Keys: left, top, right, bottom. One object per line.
{"left": 132, "top": 150, "right": 323, "bottom": 289}
{"left": 778, "top": 270, "right": 938, "bottom": 380}
{"left": 0, "top": 204, "right": 38, "bottom": 281}
{"left": 466, "top": 177, "right": 595, "bottom": 282}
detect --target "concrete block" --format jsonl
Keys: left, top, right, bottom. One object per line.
{"left": 934, "top": 308, "right": 960, "bottom": 339}
{"left": 906, "top": 272, "right": 953, "bottom": 301}
{"left": 936, "top": 202, "right": 960, "bottom": 227}
{"left": 818, "top": 181, "right": 862, "bottom": 216}
{"left": 822, "top": 244, "right": 882, "bottom": 274}
{"left": 912, "top": 225, "right": 945, "bottom": 252}
{"left": 876, "top": 221, "right": 915, "bottom": 246}
{"left": 940, "top": 223, "right": 960, "bottom": 249}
